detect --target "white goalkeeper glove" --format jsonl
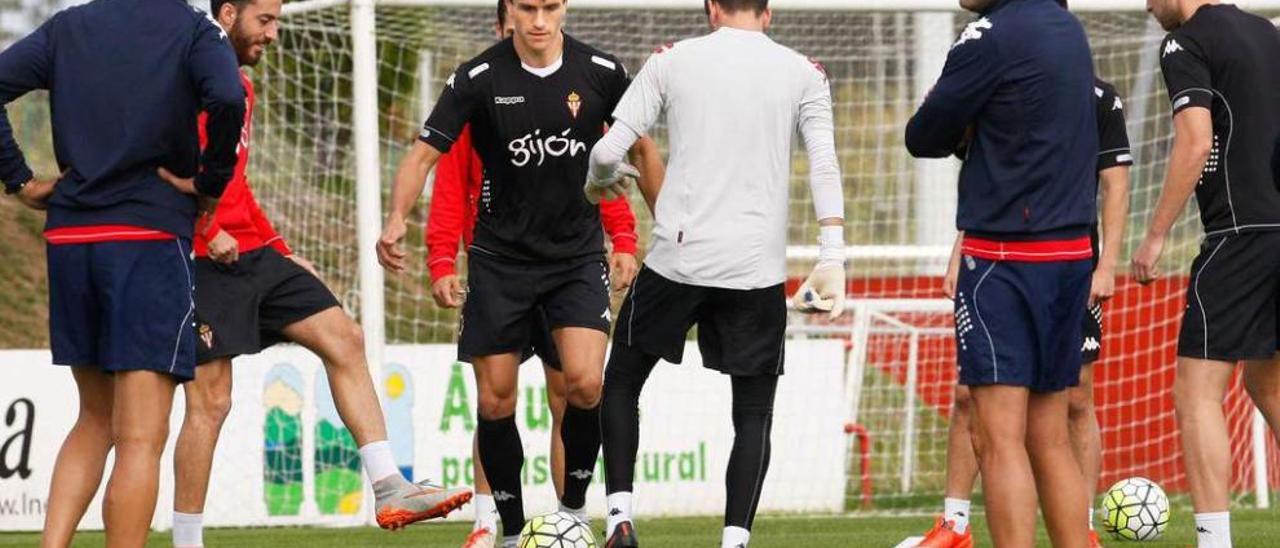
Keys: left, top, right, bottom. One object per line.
{"left": 793, "top": 264, "right": 846, "bottom": 320}
{"left": 791, "top": 225, "right": 847, "bottom": 320}
{"left": 584, "top": 161, "right": 639, "bottom": 204}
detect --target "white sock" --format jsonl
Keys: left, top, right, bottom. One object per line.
{"left": 943, "top": 497, "right": 971, "bottom": 534}
{"left": 358, "top": 440, "right": 399, "bottom": 483}
{"left": 172, "top": 512, "right": 203, "bottom": 548}
{"left": 502, "top": 535, "right": 520, "bottom": 548}
{"left": 1087, "top": 504, "right": 1095, "bottom": 531}
{"left": 606, "top": 491, "right": 634, "bottom": 537}
{"left": 473, "top": 494, "right": 498, "bottom": 533}
{"left": 559, "top": 502, "right": 588, "bottom": 523}
{"left": 1194, "top": 512, "right": 1232, "bottom": 548}
{"left": 721, "top": 526, "right": 750, "bottom": 548}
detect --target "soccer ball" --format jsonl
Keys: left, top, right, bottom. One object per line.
{"left": 1101, "top": 477, "right": 1170, "bottom": 541}
{"left": 518, "top": 511, "right": 597, "bottom": 548}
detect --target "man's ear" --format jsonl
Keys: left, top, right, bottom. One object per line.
{"left": 217, "top": 2, "right": 239, "bottom": 28}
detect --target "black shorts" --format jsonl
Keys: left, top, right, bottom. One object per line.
{"left": 458, "top": 250, "right": 610, "bottom": 360}
{"left": 194, "top": 247, "right": 340, "bottom": 364}
{"left": 615, "top": 266, "right": 786, "bottom": 377}
{"left": 1082, "top": 303, "right": 1103, "bottom": 364}
{"left": 1178, "top": 231, "right": 1280, "bottom": 361}
{"left": 458, "top": 308, "right": 562, "bottom": 370}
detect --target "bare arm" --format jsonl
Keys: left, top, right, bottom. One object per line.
{"left": 377, "top": 140, "right": 443, "bottom": 272}
{"left": 627, "top": 135, "right": 664, "bottom": 214}
{"left": 1096, "top": 165, "right": 1130, "bottom": 276}
{"left": 1133, "top": 108, "right": 1212, "bottom": 283}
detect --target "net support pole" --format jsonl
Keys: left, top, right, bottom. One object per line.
{"left": 351, "top": 0, "right": 388, "bottom": 522}
{"left": 912, "top": 12, "right": 958, "bottom": 270}
{"left": 1252, "top": 407, "right": 1271, "bottom": 508}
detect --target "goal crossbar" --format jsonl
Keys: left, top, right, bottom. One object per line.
{"left": 284, "top": 0, "right": 1280, "bottom": 16}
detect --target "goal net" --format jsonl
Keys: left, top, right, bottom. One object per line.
{"left": 210, "top": 0, "right": 1280, "bottom": 525}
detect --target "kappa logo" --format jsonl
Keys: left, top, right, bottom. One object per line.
{"left": 1081, "top": 336, "right": 1101, "bottom": 353}
{"left": 569, "top": 469, "right": 593, "bottom": 480}
{"left": 445, "top": 73, "right": 456, "bottom": 90}
{"left": 953, "top": 17, "right": 993, "bottom": 49}
{"left": 609, "top": 508, "right": 623, "bottom": 516}
{"left": 602, "top": 308, "right": 612, "bottom": 323}
{"left": 493, "top": 490, "right": 516, "bottom": 502}
{"left": 1113, "top": 96, "right": 1124, "bottom": 111}
{"left": 1163, "top": 39, "right": 1184, "bottom": 58}
{"left": 495, "top": 96, "right": 525, "bottom": 106}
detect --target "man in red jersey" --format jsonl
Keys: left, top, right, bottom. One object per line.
{"left": 167, "top": 3, "right": 471, "bottom": 547}
{"left": 427, "top": 6, "right": 647, "bottom": 546}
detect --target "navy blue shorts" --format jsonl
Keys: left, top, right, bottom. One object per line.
{"left": 953, "top": 256, "right": 1092, "bottom": 393}
{"left": 48, "top": 238, "right": 197, "bottom": 381}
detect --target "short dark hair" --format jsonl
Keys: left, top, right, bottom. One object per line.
{"left": 210, "top": 0, "right": 251, "bottom": 16}
{"left": 708, "top": 0, "right": 768, "bottom": 15}
{"left": 497, "top": 0, "right": 508, "bottom": 27}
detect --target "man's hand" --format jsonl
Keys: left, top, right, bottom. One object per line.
{"left": 610, "top": 252, "right": 638, "bottom": 292}
{"left": 377, "top": 216, "right": 409, "bottom": 272}
{"left": 792, "top": 264, "right": 846, "bottom": 320}
{"left": 1132, "top": 233, "right": 1166, "bottom": 286}
{"left": 1089, "top": 266, "right": 1116, "bottom": 307}
{"left": 584, "top": 162, "right": 639, "bottom": 204}
{"left": 943, "top": 256, "right": 960, "bottom": 300}
{"left": 158, "top": 167, "right": 197, "bottom": 195}
{"left": 16, "top": 178, "right": 58, "bottom": 210}
{"left": 290, "top": 255, "right": 320, "bottom": 278}
{"left": 207, "top": 230, "right": 239, "bottom": 264}
{"left": 431, "top": 275, "right": 466, "bottom": 308}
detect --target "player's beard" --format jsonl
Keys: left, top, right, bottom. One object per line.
{"left": 230, "top": 24, "right": 265, "bottom": 67}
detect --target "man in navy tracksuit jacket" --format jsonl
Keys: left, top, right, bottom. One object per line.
{"left": 906, "top": 0, "right": 1096, "bottom": 545}
{"left": 0, "top": 0, "right": 243, "bottom": 544}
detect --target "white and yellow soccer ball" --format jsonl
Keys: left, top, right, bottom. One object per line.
{"left": 1102, "top": 477, "right": 1170, "bottom": 541}
{"left": 518, "top": 511, "right": 597, "bottom": 548}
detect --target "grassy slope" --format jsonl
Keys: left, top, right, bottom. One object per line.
{"left": 3, "top": 509, "right": 1279, "bottom": 547}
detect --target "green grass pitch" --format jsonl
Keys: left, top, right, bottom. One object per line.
{"left": 3, "top": 509, "right": 1278, "bottom": 547}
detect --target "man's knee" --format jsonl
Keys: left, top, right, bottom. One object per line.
{"left": 188, "top": 386, "right": 233, "bottom": 429}
{"left": 1067, "top": 385, "right": 1093, "bottom": 421}
{"left": 113, "top": 419, "right": 170, "bottom": 456}
{"left": 564, "top": 370, "right": 603, "bottom": 408}
{"left": 478, "top": 386, "right": 518, "bottom": 420}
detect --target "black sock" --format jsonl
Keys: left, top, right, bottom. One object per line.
{"left": 724, "top": 374, "right": 779, "bottom": 530}
{"left": 600, "top": 343, "right": 660, "bottom": 495}
{"left": 477, "top": 415, "right": 524, "bottom": 537}
{"left": 559, "top": 403, "right": 601, "bottom": 509}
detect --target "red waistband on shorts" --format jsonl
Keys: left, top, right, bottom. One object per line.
{"left": 44, "top": 225, "right": 175, "bottom": 245}
{"left": 961, "top": 235, "right": 1093, "bottom": 263}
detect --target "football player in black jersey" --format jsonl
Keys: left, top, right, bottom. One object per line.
{"left": 377, "top": 1, "right": 662, "bottom": 545}
{"left": 1135, "top": 1, "right": 1280, "bottom": 546}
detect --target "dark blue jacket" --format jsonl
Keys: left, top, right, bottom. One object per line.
{"left": 906, "top": 0, "right": 1097, "bottom": 239}
{"left": 0, "top": 0, "right": 244, "bottom": 238}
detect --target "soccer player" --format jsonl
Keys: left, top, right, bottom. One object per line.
{"left": 425, "top": 4, "right": 644, "bottom": 547}
{"left": 584, "top": 1, "right": 846, "bottom": 546}
{"left": 905, "top": 0, "right": 1098, "bottom": 545}
{"left": 165, "top": 2, "right": 472, "bottom": 545}
{"left": 376, "top": 0, "right": 662, "bottom": 545}
{"left": 916, "top": 72, "right": 1133, "bottom": 548}
{"left": 1133, "top": 2, "right": 1280, "bottom": 546}
{"left": 0, "top": 1, "right": 243, "bottom": 545}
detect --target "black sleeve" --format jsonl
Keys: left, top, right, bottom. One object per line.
{"left": 188, "top": 12, "right": 246, "bottom": 199}
{"left": 1159, "top": 32, "right": 1213, "bottom": 116}
{"left": 600, "top": 55, "right": 631, "bottom": 116}
{"left": 1096, "top": 85, "right": 1133, "bottom": 171}
{"left": 420, "top": 64, "right": 484, "bottom": 153}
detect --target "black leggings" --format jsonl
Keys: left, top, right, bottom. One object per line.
{"left": 600, "top": 342, "right": 779, "bottom": 530}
